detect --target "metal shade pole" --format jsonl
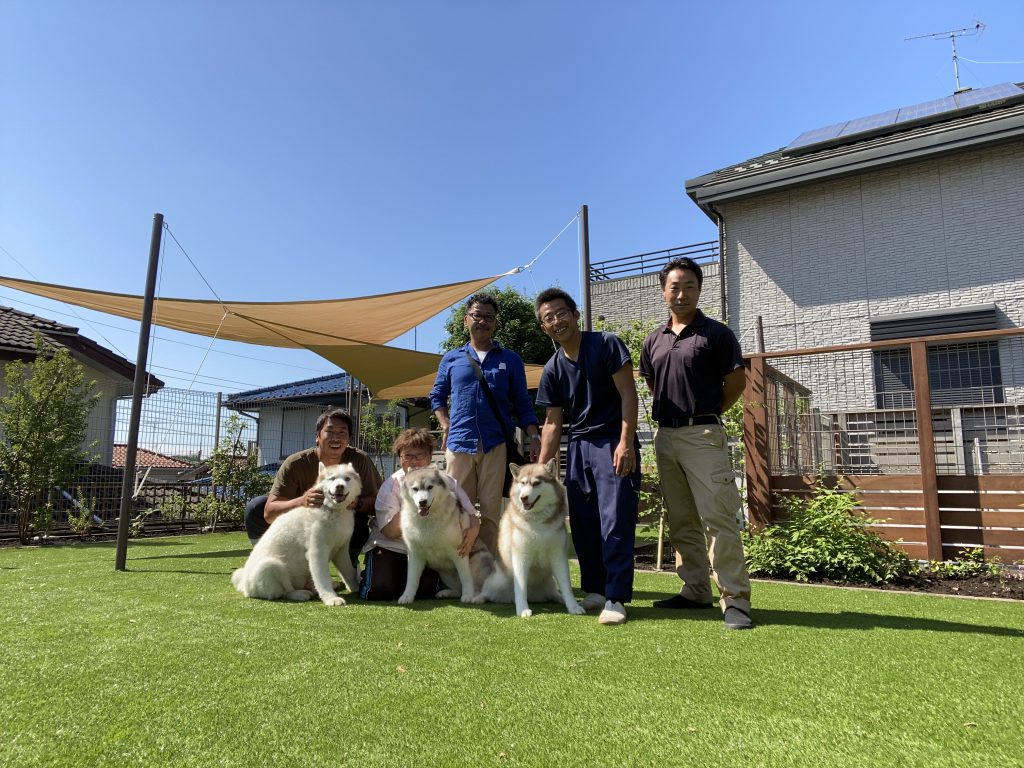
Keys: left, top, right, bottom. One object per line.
{"left": 580, "top": 204, "right": 592, "bottom": 331}
{"left": 115, "top": 213, "right": 164, "bottom": 571}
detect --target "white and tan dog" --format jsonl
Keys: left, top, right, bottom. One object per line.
{"left": 397, "top": 466, "right": 493, "bottom": 604}
{"left": 474, "top": 460, "right": 586, "bottom": 618}
{"left": 231, "top": 462, "right": 361, "bottom": 606}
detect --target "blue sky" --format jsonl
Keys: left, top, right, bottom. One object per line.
{"left": 2, "top": 1, "right": 1022, "bottom": 394}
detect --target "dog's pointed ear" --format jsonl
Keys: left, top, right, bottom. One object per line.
{"left": 544, "top": 458, "right": 558, "bottom": 475}
{"left": 509, "top": 463, "right": 521, "bottom": 479}
{"left": 318, "top": 461, "right": 327, "bottom": 474}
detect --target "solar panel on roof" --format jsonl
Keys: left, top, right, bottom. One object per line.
{"left": 953, "top": 82, "right": 1021, "bottom": 108}
{"left": 785, "top": 82, "right": 1024, "bottom": 154}
{"left": 837, "top": 109, "right": 899, "bottom": 138}
{"left": 895, "top": 95, "right": 957, "bottom": 123}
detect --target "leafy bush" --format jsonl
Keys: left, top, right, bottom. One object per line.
{"left": 157, "top": 492, "right": 188, "bottom": 531}
{"left": 129, "top": 508, "right": 155, "bottom": 538}
{"left": 67, "top": 491, "right": 98, "bottom": 537}
{"left": 924, "top": 547, "right": 996, "bottom": 579}
{"left": 743, "top": 480, "right": 918, "bottom": 584}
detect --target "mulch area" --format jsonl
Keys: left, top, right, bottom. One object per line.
{"left": 634, "top": 545, "right": 1024, "bottom": 601}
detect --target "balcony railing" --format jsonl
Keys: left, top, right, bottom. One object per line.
{"left": 589, "top": 241, "right": 719, "bottom": 281}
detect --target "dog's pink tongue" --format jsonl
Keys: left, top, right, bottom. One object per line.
{"left": 418, "top": 506, "right": 429, "bottom": 516}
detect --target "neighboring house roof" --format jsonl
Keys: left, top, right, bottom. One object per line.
{"left": 224, "top": 372, "right": 352, "bottom": 410}
{"left": 0, "top": 305, "right": 164, "bottom": 388}
{"left": 112, "top": 445, "right": 195, "bottom": 469}
{"left": 686, "top": 82, "right": 1024, "bottom": 220}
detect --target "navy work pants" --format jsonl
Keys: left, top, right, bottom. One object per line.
{"left": 564, "top": 435, "right": 640, "bottom": 604}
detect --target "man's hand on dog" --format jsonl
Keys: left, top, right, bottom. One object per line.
{"left": 301, "top": 488, "right": 325, "bottom": 508}
{"left": 457, "top": 525, "right": 479, "bottom": 558}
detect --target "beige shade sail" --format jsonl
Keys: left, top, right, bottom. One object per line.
{"left": 0, "top": 272, "right": 511, "bottom": 347}
{"left": 0, "top": 271, "right": 537, "bottom": 398}
{"left": 374, "top": 359, "right": 546, "bottom": 399}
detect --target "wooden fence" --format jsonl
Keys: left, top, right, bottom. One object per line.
{"left": 745, "top": 327, "right": 1024, "bottom": 562}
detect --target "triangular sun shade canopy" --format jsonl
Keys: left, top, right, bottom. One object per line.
{"left": 0, "top": 273, "right": 544, "bottom": 398}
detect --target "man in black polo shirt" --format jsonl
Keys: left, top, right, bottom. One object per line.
{"left": 639, "top": 257, "right": 753, "bottom": 630}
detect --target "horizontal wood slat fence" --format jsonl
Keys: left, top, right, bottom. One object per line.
{"left": 744, "top": 327, "right": 1024, "bottom": 563}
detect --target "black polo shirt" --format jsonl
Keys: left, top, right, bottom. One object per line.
{"left": 638, "top": 309, "right": 743, "bottom": 423}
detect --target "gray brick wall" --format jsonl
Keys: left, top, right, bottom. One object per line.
{"left": 590, "top": 261, "right": 722, "bottom": 328}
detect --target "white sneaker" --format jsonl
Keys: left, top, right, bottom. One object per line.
{"left": 598, "top": 600, "right": 627, "bottom": 625}
{"left": 579, "top": 592, "right": 606, "bottom": 611}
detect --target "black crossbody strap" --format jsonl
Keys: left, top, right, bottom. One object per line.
{"left": 463, "top": 349, "right": 514, "bottom": 445}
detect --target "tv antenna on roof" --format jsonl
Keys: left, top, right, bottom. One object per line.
{"left": 906, "top": 21, "right": 985, "bottom": 93}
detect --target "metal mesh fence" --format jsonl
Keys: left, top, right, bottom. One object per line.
{"left": 0, "top": 386, "right": 401, "bottom": 539}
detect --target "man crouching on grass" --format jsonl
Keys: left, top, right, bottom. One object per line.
{"left": 534, "top": 288, "right": 640, "bottom": 626}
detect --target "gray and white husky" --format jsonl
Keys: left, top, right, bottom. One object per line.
{"left": 231, "top": 462, "right": 361, "bottom": 606}
{"left": 397, "top": 466, "right": 493, "bottom": 604}
{"left": 473, "top": 459, "right": 586, "bottom": 618}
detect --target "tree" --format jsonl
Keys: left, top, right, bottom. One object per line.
{"left": 440, "top": 286, "right": 553, "bottom": 365}
{"left": 195, "top": 414, "right": 271, "bottom": 531}
{"left": 358, "top": 397, "right": 402, "bottom": 473}
{"left": 0, "top": 334, "right": 100, "bottom": 543}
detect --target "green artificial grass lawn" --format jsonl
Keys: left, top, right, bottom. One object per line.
{"left": 2, "top": 534, "right": 1022, "bottom": 768}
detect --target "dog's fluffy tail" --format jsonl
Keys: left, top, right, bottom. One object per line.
{"left": 478, "top": 566, "right": 513, "bottom": 603}
{"left": 230, "top": 567, "right": 246, "bottom": 593}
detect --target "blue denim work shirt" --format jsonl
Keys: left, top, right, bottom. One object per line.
{"left": 429, "top": 341, "right": 538, "bottom": 454}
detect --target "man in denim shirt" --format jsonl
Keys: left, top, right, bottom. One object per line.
{"left": 430, "top": 294, "right": 540, "bottom": 555}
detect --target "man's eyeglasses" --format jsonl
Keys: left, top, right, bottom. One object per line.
{"left": 540, "top": 307, "right": 573, "bottom": 326}
{"left": 400, "top": 451, "right": 430, "bottom": 462}
{"left": 467, "top": 312, "right": 496, "bottom": 323}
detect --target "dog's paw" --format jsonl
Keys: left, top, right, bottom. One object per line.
{"left": 322, "top": 595, "right": 347, "bottom": 607}
{"left": 460, "top": 592, "right": 476, "bottom": 604}
{"left": 518, "top": 608, "right": 533, "bottom": 618}
{"left": 435, "top": 589, "right": 458, "bottom": 599}
{"left": 470, "top": 594, "right": 488, "bottom": 604}
{"left": 397, "top": 593, "right": 416, "bottom": 605}
{"left": 286, "top": 589, "right": 314, "bottom": 602}
{"left": 567, "top": 602, "right": 587, "bottom": 615}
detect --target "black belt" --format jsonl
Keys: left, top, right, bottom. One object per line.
{"left": 658, "top": 414, "right": 721, "bottom": 428}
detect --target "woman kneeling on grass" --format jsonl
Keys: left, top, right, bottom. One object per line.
{"left": 359, "top": 427, "right": 480, "bottom": 600}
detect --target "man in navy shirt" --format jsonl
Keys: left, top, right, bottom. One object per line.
{"left": 639, "top": 257, "right": 753, "bottom": 630}
{"left": 535, "top": 288, "right": 639, "bottom": 626}
{"left": 430, "top": 293, "right": 540, "bottom": 555}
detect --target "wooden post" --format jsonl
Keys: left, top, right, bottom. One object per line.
{"left": 744, "top": 356, "right": 772, "bottom": 528}
{"left": 911, "top": 341, "right": 943, "bottom": 561}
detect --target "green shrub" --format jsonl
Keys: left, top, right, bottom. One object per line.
{"left": 157, "top": 492, "right": 188, "bottom": 530}
{"left": 924, "top": 547, "right": 998, "bottom": 579}
{"left": 192, "top": 495, "right": 243, "bottom": 531}
{"left": 129, "top": 508, "right": 155, "bottom": 538}
{"left": 742, "top": 480, "right": 917, "bottom": 584}
{"left": 67, "top": 491, "right": 98, "bottom": 537}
